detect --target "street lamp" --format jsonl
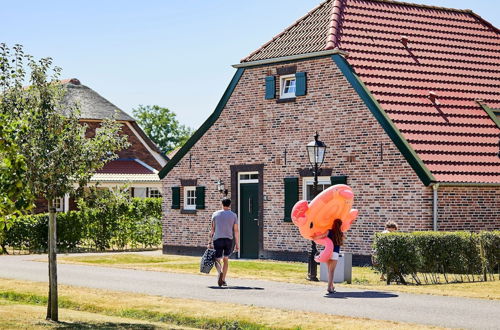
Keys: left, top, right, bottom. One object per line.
{"left": 306, "top": 132, "right": 327, "bottom": 281}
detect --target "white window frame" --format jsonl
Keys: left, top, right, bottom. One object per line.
{"left": 54, "top": 197, "right": 64, "bottom": 212}
{"left": 183, "top": 186, "right": 196, "bottom": 210}
{"left": 148, "top": 188, "right": 162, "bottom": 198}
{"left": 279, "top": 74, "right": 296, "bottom": 99}
{"left": 302, "top": 176, "right": 331, "bottom": 202}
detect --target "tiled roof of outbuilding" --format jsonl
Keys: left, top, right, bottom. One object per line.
{"left": 242, "top": 0, "right": 500, "bottom": 184}
{"left": 96, "top": 159, "right": 157, "bottom": 175}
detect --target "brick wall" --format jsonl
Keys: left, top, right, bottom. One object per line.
{"left": 84, "top": 120, "right": 163, "bottom": 170}
{"left": 438, "top": 186, "right": 499, "bottom": 231}
{"left": 161, "top": 56, "right": 499, "bottom": 257}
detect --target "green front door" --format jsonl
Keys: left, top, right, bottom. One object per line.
{"left": 240, "top": 183, "right": 259, "bottom": 258}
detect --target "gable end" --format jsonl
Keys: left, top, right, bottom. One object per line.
{"left": 158, "top": 68, "right": 245, "bottom": 179}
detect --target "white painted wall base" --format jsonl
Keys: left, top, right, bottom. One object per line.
{"left": 319, "top": 252, "right": 352, "bottom": 284}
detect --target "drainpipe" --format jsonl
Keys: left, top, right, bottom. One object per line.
{"left": 431, "top": 183, "right": 439, "bottom": 231}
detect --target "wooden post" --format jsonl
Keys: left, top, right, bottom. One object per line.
{"left": 46, "top": 199, "right": 58, "bottom": 321}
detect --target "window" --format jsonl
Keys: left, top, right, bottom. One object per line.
{"left": 239, "top": 173, "right": 258, "bottom": 181}
{"left": 184, "top": 186, "right": 196, "bottom": 210}
{"left": 280, "top": 75, "right": 296, "bottom": 99}
{"left": 54, "top": 197, "right": 64, "bottom": 212}
{"left": 302, "top": 177, "right": 331, "bottom": 202}
{"left": 133, "top": 187, "right": 148, "bottom": 198}
{"left": 149, "top": 188, "right": 162, "bottom": 198}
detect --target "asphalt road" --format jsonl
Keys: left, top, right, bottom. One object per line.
{"left": 1, "top": 252, "right": 499, "bottom": 329}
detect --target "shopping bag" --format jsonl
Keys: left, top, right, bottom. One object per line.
{"left": 200, "top": 248, "right": 216, "bottom": 274}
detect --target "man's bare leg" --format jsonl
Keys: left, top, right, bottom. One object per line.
{"left": 222, "top": 256, "right": 229, "bottom": 281}
{"left": 215, "top": 258, "right": 222, "bottom": 274}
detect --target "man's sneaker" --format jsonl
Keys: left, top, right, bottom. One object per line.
{"left": 218, "top": 273, "right": 224, "bottom": 287}
{"left": 222, "top": 281, "right": 227, "bottom": 287}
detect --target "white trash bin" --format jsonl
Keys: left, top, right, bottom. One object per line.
{"left": 319, "top": 252, "right": 352, "bottom": 284}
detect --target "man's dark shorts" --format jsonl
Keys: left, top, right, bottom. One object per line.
{"left": 213, "top": 238, "right": 233, "bottom": 258}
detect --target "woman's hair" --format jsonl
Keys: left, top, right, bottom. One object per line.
{"left": 332, "top": 219, "right": 344, "bottom": 246}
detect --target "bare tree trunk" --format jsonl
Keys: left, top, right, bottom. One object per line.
{"left": 46, "top": 199, "right": 58, "bottom": 322}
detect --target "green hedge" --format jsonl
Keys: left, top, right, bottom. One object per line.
{"left": 373, "top": 231, "right": 500, "bottom": 284}
{"left": 1, "top": 197, "right": 162, "bottom": 253}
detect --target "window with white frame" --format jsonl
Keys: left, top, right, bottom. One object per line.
{"left": 149, "top": 188, "right": 162, "bottom": 198}
{"left": 280, "top": 74, "right": 296, "bottom": 99}
{"left": 54, "top": 197, "right": 64, "bottom": 212}
{"left": 302, "top": 177, "right": 331, "bottom": 202}
{"left": 184, "top": 186, "right": 196, "bottom": 210}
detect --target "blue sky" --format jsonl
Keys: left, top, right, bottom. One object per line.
{"left": 1, "top": 0, "right": 498, "bottom": 129}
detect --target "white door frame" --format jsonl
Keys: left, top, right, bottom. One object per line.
{"left": 237, "top": 171, "right": 259, "bottom": 258}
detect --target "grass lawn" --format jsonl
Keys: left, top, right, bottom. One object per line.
{"left": 0, "top": 278, "right": 433, "bottom": 330}
{"left": 0, "top": 299, "right": 191, "bottom": 329}
{"left": 58, "top": 253, "right": 500, "bottom": 300}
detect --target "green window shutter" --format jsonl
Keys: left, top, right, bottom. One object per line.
{"left": 331, "top": 175, "right": 347, "bottom": 185}
{"left": 265, "top": 76, "right": 275, "bottom": 99}
{"left": 196, "top": 186, "right": 206, "bottom": 209}
{"left": 284, "top": 177, "right": 299, "bottom": 222}
{"left": 295, "top": 72, "right": 307, "bottom": 96}
{"left": 171, "top": 187, "right": 180, "bottom": 209}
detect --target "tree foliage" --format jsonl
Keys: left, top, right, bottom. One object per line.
{"left": 132, "top": 104, "right": 193, "bottom": 154}
{"left": 0, "top": 44, "right": 34, "bottom": 232}
{"left": 0, "top": 43, "right": 130, "bottom": 321}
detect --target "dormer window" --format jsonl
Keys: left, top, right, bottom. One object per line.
{"left": 280, "top": 75, "right": 296, "bottom": 99}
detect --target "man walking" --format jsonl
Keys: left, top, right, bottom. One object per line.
{"left": 208, "top": 198, "right": 239, "bottom": 287}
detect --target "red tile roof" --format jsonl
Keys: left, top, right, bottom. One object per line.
{"left": 97, "top": 159, "right": 155, "bottom": 175}
{"left": 243, "top": 0, "right": 500, "bottom": 184}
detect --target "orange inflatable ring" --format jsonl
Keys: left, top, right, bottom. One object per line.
{"left": 291, "top": 184, "right": 358, "bottom": 263}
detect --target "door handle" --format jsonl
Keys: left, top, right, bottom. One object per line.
{"left": 253, "top": 218, "right": 258, "bottom": 221}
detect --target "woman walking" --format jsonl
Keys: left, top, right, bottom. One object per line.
{"left": 326, "top": 219, "right": 344, "bottom": 294}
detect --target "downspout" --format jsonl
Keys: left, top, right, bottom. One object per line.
{"left": 431, "top": 183, "right": 439, "bottom": 231}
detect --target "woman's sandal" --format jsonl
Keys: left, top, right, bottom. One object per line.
{"left": 327, "top": 288, "right": 336, "bottom": 294}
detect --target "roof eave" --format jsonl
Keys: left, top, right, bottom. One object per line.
{"left": 431, "top": 181, "right": 500, "bottom": 187}
{"left": 233, "top": 49, "right": 348, "bottom": 68}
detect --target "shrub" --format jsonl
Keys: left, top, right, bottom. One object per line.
{"left": 1, "top": 194, "right": 162, "bottom": 254}
{"left": 373, "top": 231, "right": 499, "bottom": 285}
{"left": 479, "top": 231, "right": 500, "bottom": 280}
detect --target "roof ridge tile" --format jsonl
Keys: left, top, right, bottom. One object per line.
{"left": 325, "top": 0, "right": 345, "bottom": 50}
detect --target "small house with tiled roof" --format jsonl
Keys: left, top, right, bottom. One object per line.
{"left": 159, "top": 0, "right": 500, "bottom": 261}
{"left": 35, "top": 78, "right": 167, "bottom": 213}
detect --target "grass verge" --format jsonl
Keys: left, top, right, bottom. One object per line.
{"left": 0, "top": 299, "right": 190, "bottom": 329}
{"left": 0, "top": 278, "right": 435, "bottom": 329}
{"left": 58, "top": 253, "right": 500, "bottom": 300}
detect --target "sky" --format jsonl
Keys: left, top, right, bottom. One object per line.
{"left": 1, "top": 0, "right": 498, "bottom": 130}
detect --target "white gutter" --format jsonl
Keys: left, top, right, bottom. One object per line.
{"left": 431, "top": 183, "right": 440, "bottom": 231}
{"left": 232, "top": 49, "right": 348, "bottom": 68}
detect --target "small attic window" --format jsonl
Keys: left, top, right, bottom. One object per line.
{"left": 280, "top": 74, "right": 296, "bottom": 99}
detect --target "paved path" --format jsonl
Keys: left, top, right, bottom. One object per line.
{"left": 0, "top": 252, "right": 499, "bottom": 329}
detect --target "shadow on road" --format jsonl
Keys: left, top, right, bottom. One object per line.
{"left": 324, "top": 291, "right": 398, "bottom": 299}
{"left": 208, "top": 286, "right": 264, "bottom": 290}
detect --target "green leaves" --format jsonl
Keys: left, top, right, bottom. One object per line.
{"left": 132, "top": 105, "right": 193, "bottom": 154}
{"left": 0, "top": 43, "right": 129, "bottom": 205}
{"left": 1, "top": 196, "right": 162, "bottom": 253}
{"left": 372, "top": 231, "right": 500, "bottom": 284}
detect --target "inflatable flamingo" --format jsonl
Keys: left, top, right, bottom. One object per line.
{"left": 291, "top": 184, "right": 358, "bottom": 263}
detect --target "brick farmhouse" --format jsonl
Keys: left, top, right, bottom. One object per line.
{"left": 159, "top": 0, "right": 500, "bottom": 261}
{"left": 35, "top": 78, "right": 167, "bottom": 213}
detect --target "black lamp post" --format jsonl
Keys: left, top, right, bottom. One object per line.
{"left": 305, "top": 132, "right": 327, "bottom": 281}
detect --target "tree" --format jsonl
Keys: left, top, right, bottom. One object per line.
{"left": 0, "top": 44, "right": 130, "bottom": 321}
{"left": 132, "top": 105, "right": 193, "bottom": 154}
{"left": 0, "top": 44, "right": 34, "bottom": 253}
